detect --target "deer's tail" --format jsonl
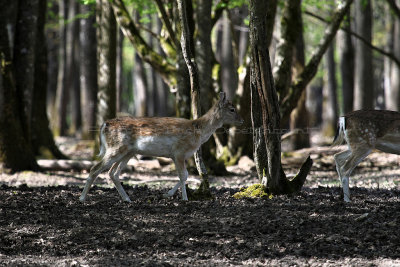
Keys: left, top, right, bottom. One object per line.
{"left": 332, "top": 116, "right": 346, "bottom": 147}
{"left": 98, "top": 122, "right": 107, "bottom": 158}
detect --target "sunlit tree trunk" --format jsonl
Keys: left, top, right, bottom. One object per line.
{"left": 97, "top": 0, "right": 117, "bottom": 124}
{"left": 384, "top": 6, "right": 394, "bottom": 110}
{"left": 391, "top": 4, "right": 400, "bottom": 110}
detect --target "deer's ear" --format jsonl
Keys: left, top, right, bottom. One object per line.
{"left": 218, "top": 92, "right": 226, "bottom": 108}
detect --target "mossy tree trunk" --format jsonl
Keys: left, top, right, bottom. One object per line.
{"left": 249, "top": 0, "right": 312, "bottom": 194}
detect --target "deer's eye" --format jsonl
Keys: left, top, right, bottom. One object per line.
{"left": 230, "top": 108, "right": 235, "bottom": 113}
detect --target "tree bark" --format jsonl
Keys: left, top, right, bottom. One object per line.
{"left": 384, "top": 6, "right": 394, "bottom": 110}
{"left": 32, "top": 0, "right": 67, "bottom": 159}
{"left": 111, "top": 0, "right": 176, "bottom": 88}
{"left": 116, "top": 29, "right": 124, "bottom": 113}
{"left": 322, "top": 43, "right": 339, "bottom": 135}
{"left": 97, "top": 0, "right": 117, "bottom": 124}
{"left": 289, "top": 0, "right": 310, "bottom": 150}
{"left": 391, "top": 2, "right": 400, "bottom": 110}
{"left": 338, "top": 12, "right": 354, "bottom": 114}
{"left": 133, "top": 51, "right": 148, "bottom": 117}
{"left": 250, "top": 0, "right": 312, "bottom": 194}
{"left": 13, "top": 0, "right": 39, "bottom": 143}
{"left": 0, "top": 1, "right": 39, "bottom": 171}
{"left": 177, "top": 0, "right": 210, "bottom": 197}
{"left": 274, "top": 0, "right": 302, "bottom": 99}
{"left": 46, "top": 1, "right": 59, "bottom": 129}
{"left": 220, "top": 12, "right": 238, "bottom": 101}
{"left": 279, "top": 0, "right": 353, "bottom": 125}
{"left": 68, "top": 0, "right": 81, "bottom": 134}
{"left": 353, "top": 0, "right": 374, "bottom": 110}
{"left": 80, "top": 2, "right": 98, "bottom": 139}
{"left": 56, "top": 0, "right": 68, "bottom": 136}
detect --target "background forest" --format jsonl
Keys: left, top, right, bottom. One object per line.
{"left": 1, "top": 0, "right": 400, "bottom": 174}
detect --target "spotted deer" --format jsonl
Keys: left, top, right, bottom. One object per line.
{"left": 332, "top": 110, "right": 400, "bottom": 202}
{"left": 79, "top": 92, "right": 243, "bottom": 202}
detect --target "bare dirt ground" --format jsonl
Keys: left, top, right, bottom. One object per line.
{"left": 0, "top": 137, "right": 400, "bottom": 266}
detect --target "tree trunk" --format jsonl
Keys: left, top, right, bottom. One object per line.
{"left": 391, "top": 3, "right": 400, "bottom": 110}
{"left": 67, "top": 0, "right": 81, "bottom": 134}
{"left": 289, "top": 0, "right": 310, "bottom": 150}
{"left": 177, "top": 0, "right": 211, "bottom": 198}
{"left": 97, "top": 0, "right": 117, "bottom": 124}
{"left": 116, "top": 29, "right": 124, "bottom": 113}
{"left": 250, "top": 0, "right": 312, "bottom": 194}
{"left": 384, "top": 7, "right": 394, "bottom": 110}
{"left": 154, "top": 18, "right": 169, "bottom": 116}
{"left": 228, "top": 1, "right": 276, "bottom": 159}
{"left": 274, "top": 0, "right": 302, "bottom": 99}
{"left": 338, "top": 12, "right": 354, "bottom": 114}
{"left": 220, "top": 12, "right": 238, "bottom": 101}
{"left": 80, "top": 2, "right": 98, "bottom": 139}
{"left": 0, "top": 1, "right": 39, "bottom": 171}
{"left": 133, "top": 52, "right": 148, "bottom": 117}
{"left": 32, "top": 0, "right": 67, "bottom": 159}
{"left": 146, "top": 15, "right": 156, "bottom": 117}
{"left": 46, "top": 1, "right": 59, "bottom": 129}
{"left": 306, "top": 80, "right": 323, "bottom": 127}
{"left": 56, "top": 0, "right": 68, "bottom": 136}
{"left": 322, "top": 43, "right": 339, "bottom": 136}
{"left": 13, "top": 0, "right": 39, "bottom": 143}
{"left": 174, "top": 1, "right": 191, "bottom": 119}
{"left": 353, "top": 0, "right": 374, "bottom": 110}
{"left": 279, "top": 0, "right": 353, "bottom": 125}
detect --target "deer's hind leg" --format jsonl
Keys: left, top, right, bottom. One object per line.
{"left": 79, "top": 150, "right": 129, "bottom": 202}
{"left": 166, "top": 156, "right": 188, "bottom": 201}
{"left": 334, "top": 148, "right": 371, "bottom": 202}
{"left": 108, "top": 152, "right": 135, "bottom": 202}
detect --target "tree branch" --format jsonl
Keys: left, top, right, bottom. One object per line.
{"left": 211, "top": 0, "right": 229, "bottom": 28}
{"left": 155, "top": 0, "right": 179, "bottom": 48}
{"left": 305, "top": 10, "right": 400, "bottom": 68}
{"left": 280, "top": 0, "right": 354, "bottom": 125}
{"left": 387, "top": 0, "right": 400, "bottom": 20}
{"left": 110, "top": 0, "right": 177, "bottom": 87}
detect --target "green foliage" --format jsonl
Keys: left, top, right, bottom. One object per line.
{"left": 233, "top": 184, "right": 273, "bottom": 200}
{"left": 123, "top": 0, "right": 158, "bottom": 24}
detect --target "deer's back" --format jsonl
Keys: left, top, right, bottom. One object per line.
{"left": 103, "top": 116, "right": 202, "bottom": 158}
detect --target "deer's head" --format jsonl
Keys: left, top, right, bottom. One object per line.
{"left": 217, "top": 92, "right": 244, "bottom": 126}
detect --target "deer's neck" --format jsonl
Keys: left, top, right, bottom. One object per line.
{"left": 194, "top": 106, "right": 223, "bottom": 144}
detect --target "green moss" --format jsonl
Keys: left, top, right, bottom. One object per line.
{"left": 37, "top": 146, "right": 55, "bottom": 159}
{"left": 233, "top": 184, "right": 273, "bottom": 200}
{"left": 217, "top": 146, "right": 242, "bottom": 166}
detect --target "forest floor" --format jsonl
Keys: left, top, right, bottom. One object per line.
{"left": 0, "top": 137, "right": 400, "bottom": 266}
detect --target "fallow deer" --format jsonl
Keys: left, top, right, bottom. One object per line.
{"left": 79, "top": 92, "right": 243, "bottom": 202}
{"left": 333, "top": 109, "right": 400, "bottom": 202}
